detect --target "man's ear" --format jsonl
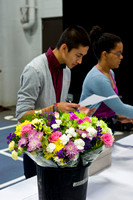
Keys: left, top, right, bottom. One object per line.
{"left": 60, "top": 43, "right": 68, "bottom": 52}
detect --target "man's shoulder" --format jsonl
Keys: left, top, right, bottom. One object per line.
{"left": 24, "top": 53, "right": 48, "bottom": 73}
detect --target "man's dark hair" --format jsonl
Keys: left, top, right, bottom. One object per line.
{"left": 56, "top": 25, "right": 90, "bottom": 52}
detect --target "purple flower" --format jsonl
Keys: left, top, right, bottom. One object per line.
{"left": 83, "top": 138, "right": 92, "bottom": 150}
{"left": 97, "top": 126, "right": 102, "bottom": 134}
{"left": 50, "top": 118, "right": 56, "bottom": 126}
{"left": 55, "top": 149, "right": 66, "bottom": 159}
{"left": 7, "top": 133, "right": 16, "bottom": 144}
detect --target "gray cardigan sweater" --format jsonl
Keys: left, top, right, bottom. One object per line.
{"left": 16, "top": 53, "right": 71, "bottom": 119}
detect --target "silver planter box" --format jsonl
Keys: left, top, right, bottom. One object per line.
{"left": 89, "top": 147, "right": 112, "bottom": 176}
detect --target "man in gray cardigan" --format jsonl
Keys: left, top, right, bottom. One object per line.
{"left": 16, "top": 25, "right": 95, "bottom": 178}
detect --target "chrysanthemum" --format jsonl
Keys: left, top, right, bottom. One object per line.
{"left": 35, "top": 131, "right": 44, "bottom": 140}
{"left": 27, "top": 129, "right": 37, "bottom": 139}
{"left": 18, "top": 137, "right": 28, "bottom": 147}
{"left": 65, "top": 140, "right": 78, "bottom": 157}
{"left": 27, "top": 138, "right": 41, "bottom": 151}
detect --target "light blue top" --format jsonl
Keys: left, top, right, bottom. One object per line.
{"left": 80, "top": 66, "right": 133, "bottom": 118}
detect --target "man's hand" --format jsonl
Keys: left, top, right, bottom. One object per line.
{"left": 57, "top": 102, "right": 80, "bottom": 112}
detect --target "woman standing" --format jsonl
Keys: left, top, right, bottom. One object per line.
{"left": 80, "top": 26, "right": 133, "bottom": 132}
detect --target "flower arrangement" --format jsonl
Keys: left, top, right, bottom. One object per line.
{"left": 7, "top": 111, "right": 114, "bottom": 167}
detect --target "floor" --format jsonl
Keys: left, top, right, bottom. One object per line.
{"left": 0, "top": 105, "right": 133, "bottom": 190}
{"left": 0, "top": 106, "right": 25, "bottom": 190}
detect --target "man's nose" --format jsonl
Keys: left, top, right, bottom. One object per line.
{"left": 77, "top": 57, "right": 82, "bottom": 64}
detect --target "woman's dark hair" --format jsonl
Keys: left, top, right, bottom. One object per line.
{"left": 56, "top": 25, "right": 90, "bottom": 52}
{"left": 89, "top": 25, "right": 122, "bottom": 59}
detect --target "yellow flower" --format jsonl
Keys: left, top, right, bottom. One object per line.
{"left": 12, "top": 150, "right": 18, "bottom": 160}
{"left": 43, "top": 152, "right": 53, "bottom": 160}
{"left": 9, "top": 141, "right": 15, "bottom": 151}
{"left": 53, "top": 157, "right": 65, "bottom": 166}
{"left": 54, "top": 139, "right": 64, "bottom": 152}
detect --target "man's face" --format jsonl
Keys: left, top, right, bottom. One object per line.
{"left": 63, "top": 45, "right": 89, "bottom": 69}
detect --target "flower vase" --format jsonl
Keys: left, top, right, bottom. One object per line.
{"left": 36, "top": 163, "right": 90, "bottom": 200}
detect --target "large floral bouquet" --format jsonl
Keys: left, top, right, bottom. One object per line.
{"left": 7, "top": 111, "right": 114, "bottom": 167}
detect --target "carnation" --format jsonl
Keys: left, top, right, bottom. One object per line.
{"left": 66, "top": 127, "right": 77, "bottom": 138}
{"left": 60, "top": 134, "right": 69, "bottom": 145}
{"left": 49, "top": 131, "right": 62, "bottom": 142}
{"left": 51, "top": 124, "right": 60, "bottom": 129}
{"left": 83, "top": 116, "right": 92, "bottom": 123}
{"left": 21, "top": 124, "right": 32, "bottom": 135}
{"left": 70, "top": 113, "right": 79, "bottom": 120}
{"left": 55, "top": 119, "right": 62, "bottom": 126}
{"left": 46, "top": 143, "right": 56, "bottom": 153}
{"left": 74, "top": 138, "right": 85, "bottom": 150}
{"left": 102, "top": 133, "right": 114, "bottom": 147}
{"left": 86, "top": 127, "right": 97, "bottom": 139}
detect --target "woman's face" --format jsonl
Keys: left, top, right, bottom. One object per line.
{"left": 105, "top": 42, "right": 123, "bottom": 69}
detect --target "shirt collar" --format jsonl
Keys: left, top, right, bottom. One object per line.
{"left": 46, "top": 48, "right": 66, "bottom": 70}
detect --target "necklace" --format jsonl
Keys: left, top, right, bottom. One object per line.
{"left": 96, "top": 64, "right": 109, "bottom": 74}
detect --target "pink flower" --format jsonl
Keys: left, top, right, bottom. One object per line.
{"left": 102, "top": 133, "right": 114, "bottom": 147}
{"left": 35, "top": 131, "right": 43, "bottom": 140}
{"left": 21, "top": 124, "right": 32, "bottom": 135}
{"left": 48, "top": 131, "right": 62, "bottom": 142}
{"left": 28, "top": 129, "right": 43, "bottom": 140}
{"left": 76, "top": 129, "right": 88, "bottom": 135}
{"left": 27, "top": 138, "right": 41, "bottom": 151}
{"left": 70, "top": 113, "right": 79, "bottom": 120}
{"left": 83, "top": 116, "right": 92, "bottom": 123}
{"left": 76, "top": 119, "right": 84, "bottom": 124}
{"left": 65, "top": 140, "right": 78, "bottom": 157}
{"left": 27, "top": 129, "right": 37, "bottom": 139}
{"left": 18, "top": 137, "right": 28, "bottom": 147}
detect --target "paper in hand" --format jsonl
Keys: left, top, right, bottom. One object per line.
{"left": 79, "top": 94, "right": 118, "bottom": 107}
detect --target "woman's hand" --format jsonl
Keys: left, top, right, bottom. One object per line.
{"left": 118, "top": 114, "right": 133, "bottom": 123}
{"left": 79, "top": 106, "right": 96, "bottom": 116}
